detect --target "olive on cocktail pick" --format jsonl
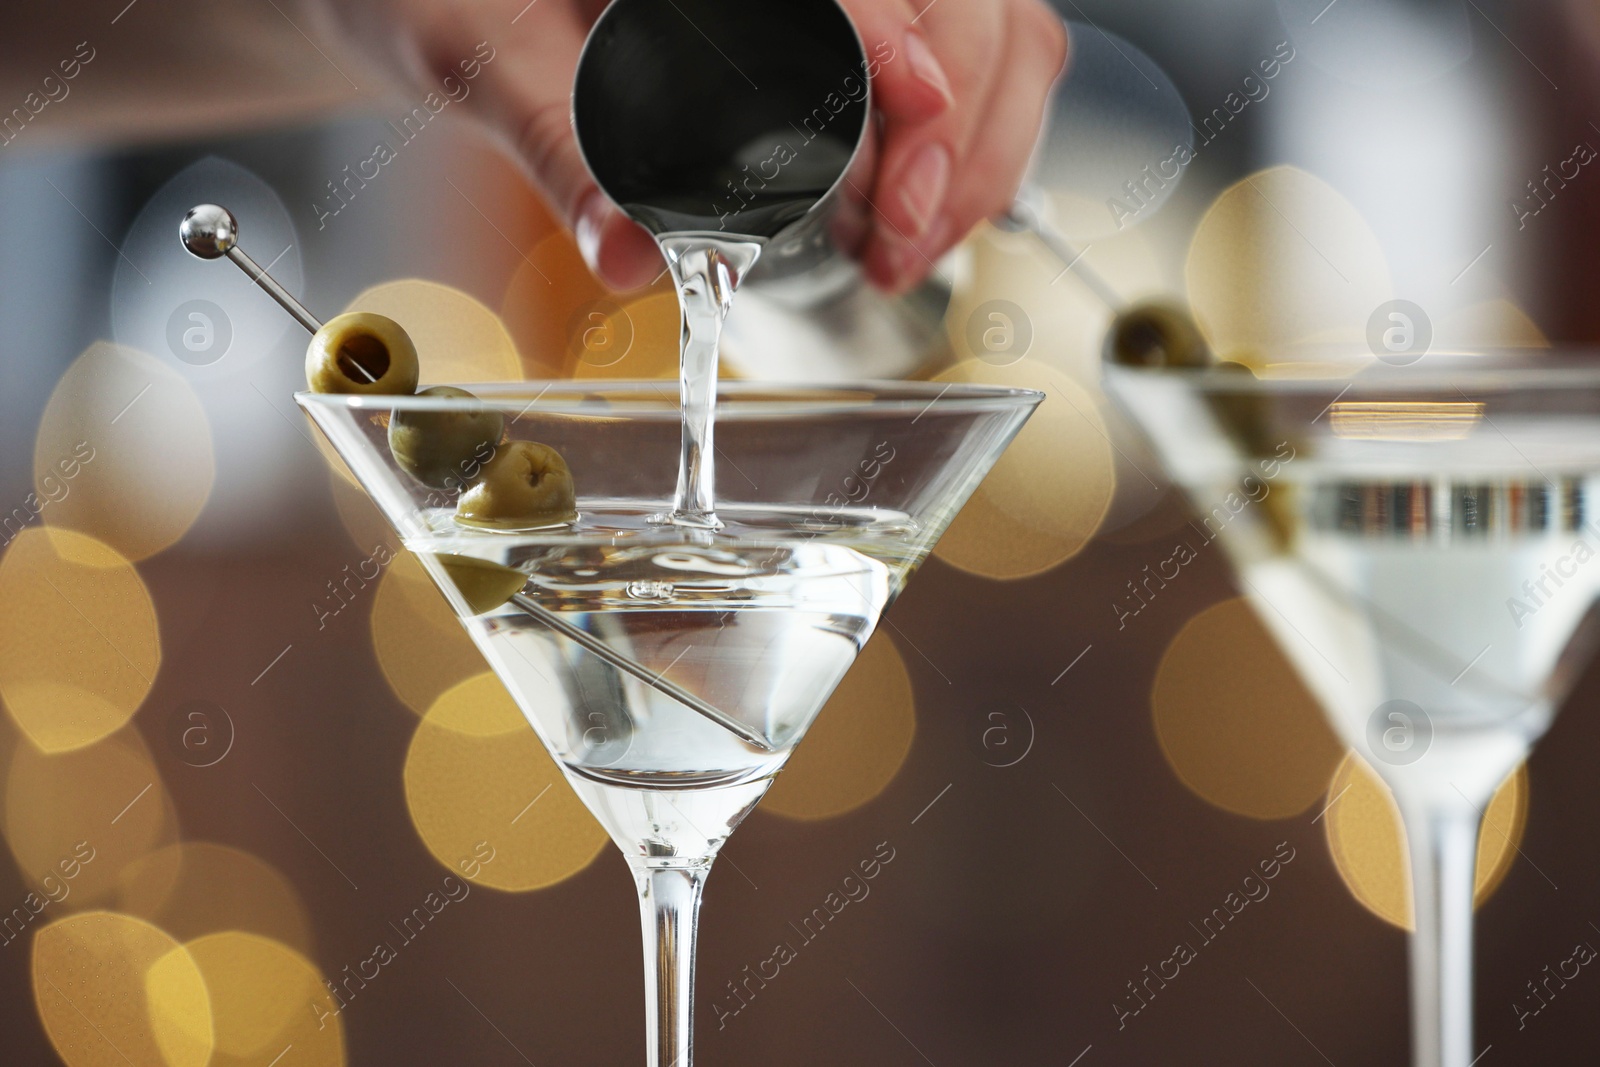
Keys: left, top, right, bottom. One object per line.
{"left": 390, "top": 387, "right": 506, "bottom": 489}
{"left": 180, "top": 204, "right": 422, "bottom": 397}
{"left": 1105, "top": 301, "right": 1212, "bottom": 368}
{"left": 431, "top": 554, "right": 529, "bottom": 615}
{"left": 306, "top": 313, "right": 420, "bottom": 395}
{"left": 456, "top": 441, "right": 578, "bottom": 529}
{"left": 997, "top": 200, "right": 1210, "bottom": 369}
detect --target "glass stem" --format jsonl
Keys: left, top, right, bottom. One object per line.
{"left": 1403, "top": 802, "right": 1481, "bottom": 1067}
{"left": 633, "top": 861, "right": 710, "bottom": 1067}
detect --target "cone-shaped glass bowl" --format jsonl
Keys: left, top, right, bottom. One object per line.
{"left": 300, "top": 379, "right": 1039, "bottom": 1067}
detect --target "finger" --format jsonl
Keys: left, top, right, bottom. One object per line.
{"left": 574, "top": 192, "right": 665, "bottom": 291}
{"left": 935, "top": 7, "right": 1070, "bottom": 245}
{"left": 838, "top": 0, "right": 955, "bottom": 121}
{"left": 863, "top": 2, "right": 1068, "bottom": 291}
{"left": 858, "top": 0, "right": 1007, "bottom": 289}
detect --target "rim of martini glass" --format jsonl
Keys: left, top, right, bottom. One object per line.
{"left": 296, "top": 378, "right": 1044, "bottom": 417}
{"left": 1108, "top": 346, "right": 1600, "bottom": 394}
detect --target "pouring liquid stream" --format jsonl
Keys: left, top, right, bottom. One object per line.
{"left": 625, "top": 122, "right": 852, "bottom": 530}
{"left": 656, "top": 235, "right": 764, "bottom": 529}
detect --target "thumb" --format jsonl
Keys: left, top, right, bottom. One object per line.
{"left": 571, "top": 190, "right": 665, "bottom": 294}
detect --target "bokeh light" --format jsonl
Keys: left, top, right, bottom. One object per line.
{"left": 0, "top": 528, "right": 159, "bottom": 753}
{"left": 577, "top": 290, "right": 686, "bottom": 380}
{"left": 184, "top": 931, "right": 345, "bottom": 1066}
{"left": 343, "top": 280, "right": 523, "bottom": 386}
{"left": 1153, "top": 598, "right": 1347, "bottom": 819}
{"left": 33, "top": 911, "right": 212, "bottom": 1067}
{"left": 947, "top": 225, "right": 1113, "bottom": 383}
{"left": 371, "top": 551, "right": 487, "bottom": 718}
{"left": 1276, "top": 0, "right": 1473, "bottom": 88}
{"left": 33, "top": 341, "right": 215, "bottom": 561}
{"left": 1186, "top": 165, "right": 1392, "bottom": 364}
{"left": 931, "top": 359, "right": 1115, "bottom": 580}
{"left": 762, "top": 632, "right": 916, "bottom": 821}
{"left": 112, "top": 843, "right": 313, "bottom": 954}
{"left": 1035, "top": 23, "right": 1193, "bottom": 241}
{"left": 499, "top": 230, "right": 673, "bottom": 377}
{"left": 404, "top": 673, "right": 608, "bottom": 891}
{"left": 1434, "top": 299, "right": 1550, "bottom": 349}
{"left": 4, "top": 726, "right": 178, "bottom": 911}
{"left": 1324, "top": 753, "right": 1527, "bottom": 929}
{"left": 111, "top": 156, "right": 305, "bottom": 380}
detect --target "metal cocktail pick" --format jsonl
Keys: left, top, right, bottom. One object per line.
{"left": 997, "top": 188, "right": 1213, "bottom": 369}
{"left": 180, "top": 204, "right": 324, "bottom": 334}
{"left": 179, "top": 203, "right": 773, "bottom": 751}
{"left": 996, "top": 188, "right": 1125, "bottom": 312}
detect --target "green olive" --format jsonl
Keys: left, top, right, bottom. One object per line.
{"left": 431, "top": 553, "right": 528, "bottom": 615}
{"left": 456, "top": 441, "right": 578, "bottom": 530}
{"left": 389, "top": 387, "right": 505, "bottom": 490}
{"left": 306, "top": 312, "right": 420, "bottom": 395}
{"left": 1105, "top": 302, "right": 1211, "bottom": 369}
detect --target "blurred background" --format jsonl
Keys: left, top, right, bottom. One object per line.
{"left": 5, "top": 0, "right": 1600, "bottom": 1063}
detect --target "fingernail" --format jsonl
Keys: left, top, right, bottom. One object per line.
{"left": 904, "top": 31, "right": 954, "bottom": 108}
{"left": 897, "top": 142, "right": 950, "bottom": 239}
{"left": 575, "top": 191, "right": 610, "bottom": 276}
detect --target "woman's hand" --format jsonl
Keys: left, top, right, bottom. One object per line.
{"left": 327, "top": 0, "right": 1068, "bottom": 294}
{"left": 838, "top": 0, "right": 1070, "bottom": 293}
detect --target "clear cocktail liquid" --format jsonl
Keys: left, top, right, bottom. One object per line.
{"left": 1158, "top": 405, "right": 1600, "bottom": 803}
{"left": 408, "top": 504, "right": 917, "bottom": 854}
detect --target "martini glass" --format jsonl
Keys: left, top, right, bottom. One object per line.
{"left": 1105, "top": 350, "right": 1600, "bottom": 1067}
{"left": 301, "top": 379, "right": 1038, "bottom": 1066}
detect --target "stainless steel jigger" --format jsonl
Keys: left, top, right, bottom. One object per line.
{"left": 570, "top": 0, "right": 1134, "bottom": 379}
{"left": 180, "top": 204, "right": 325, "bottom": 334}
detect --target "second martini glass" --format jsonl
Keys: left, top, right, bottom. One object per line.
{"left": 302, "top": 379, "right": 1039, "bottom": 1066}
{"left": 1107, "top": 350, "right": 1600, "bottom": 1067}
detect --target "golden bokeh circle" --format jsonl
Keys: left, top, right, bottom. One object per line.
{"left": 500, "top": 230, "right": 674, "bottom": 377}
{"left": 344, "top": 280, "right": 523, "bottom": 386}
{"left": 1324, "top": 753, "right": 1528, "bottom": 930}
{"left": 33, "top": 911, "right": 213, "bottom": 1067}
{"left": 112, "top": 843, "right": 313, "bottom": 955}
{"left": 184, "top": 931, "right": 345, "bottom": 1065}
{"left": 0, "top": 528, "right": 160, "bottom": 753}
{"left": 404, "top": 673, "right": 608, "bottom": 892}
{"left": 1186, "top": 165, "right": 1392, "bottom": 364}
{"left": 501, "top": 231, "right": 609, "bottom": 377}
{"left": 950, "top": 221, "right": 1167, "bottom": 384}
{"left": 931, "top": 359, "right": 1115, "bottom": 580}
{"left": 578, "top": 290, "right": 687, "bottom": 380}
{"left": 371, "top": 551, "right": 488, "bottom": 718}
{"left": 4, "top": 726, "right": 178, "bottom": 911}
{"left": 762, "top": 632, "right": 916, "bottom": 821}
{"left": 1153, "top": 597, "right": 1347, "bottom": 820}
{"left": 34, "top": 341, "right": 215, "bottom": 561}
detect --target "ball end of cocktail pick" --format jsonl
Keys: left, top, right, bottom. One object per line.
{"left": 179, "top": 204, "right": 238, "bottom": 260}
